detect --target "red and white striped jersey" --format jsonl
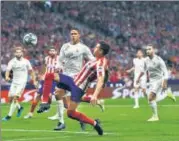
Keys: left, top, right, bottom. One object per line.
{"left": 74, "top": 57, "right": 109, "bottom": 91}
{"left": 45, "top": 55, "right": 59, "bottom": 74}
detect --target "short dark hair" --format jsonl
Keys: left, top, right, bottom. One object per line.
{"left": 70, "top": 27, "right": 80, "bottom": 33}
{"left": 99, "top": 41, "right": 110, "bottom": 55}
{"left": 146, "top": 44, "right": 155, "bottom": 48}
{"left": 49, "top": 47, "right": 56, "bottom": 50}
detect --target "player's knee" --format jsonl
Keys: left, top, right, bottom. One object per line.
{"left": 64, "top": 103, "right": 68, "bottom": 109}
{"left": 55, "top": 92, "right": 60, "bottom": 100}
{"left": 13, "top": 96, "right": 18, "bottom": 103}
{"left": 148, "top": 93, "right": 156, "bottom": 102}
{"left": 67, "top": 110, "right": 74, "bottom": 118}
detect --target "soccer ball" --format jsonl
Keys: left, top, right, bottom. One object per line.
{"left": 23, "top": 33, "right": 38, "bottom": 46}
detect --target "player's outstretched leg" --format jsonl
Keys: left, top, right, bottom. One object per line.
{"left": 166, "top": 87, "right": 176, "bottom": 102}
{"left": 67, "top": 109, "right": 103, "bottom": 135}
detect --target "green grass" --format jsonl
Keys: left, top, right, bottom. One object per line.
{"left": 1, "top": 98, "right": 179, "bottom": 141}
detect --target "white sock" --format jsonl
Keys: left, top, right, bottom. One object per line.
{"left": 8, "top": 101, "right": 17, "bottom": 117}
{"left": 55, "top": 104, "right": 59, "bottom": 116}
{"left": 57, "top": 100, "right": 64, "bottom": 124}
{"left": 134, "top": 92, "right": 139, "bottom": 106}
{"left": 150, "top": 101, "right": 158, "bottom": 117}
{"left": 16, "top": 102, "right": 21, "bottom": 109}
{"left": 156, "top": 91, "right": 167, "bottom": 102}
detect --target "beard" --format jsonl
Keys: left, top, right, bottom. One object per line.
{"left": 15, "top": 55, "right": 22, "bottom": 59}
{"left": 49, "top": 54, "right": 56, "bottom": 57}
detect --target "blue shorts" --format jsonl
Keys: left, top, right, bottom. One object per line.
{"left": 56, "top": 74, "right": 84, "bottom": 103}
{"left": 37, "top": 80, "right": 56, "bottom": 95}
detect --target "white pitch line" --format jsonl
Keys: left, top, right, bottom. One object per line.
{"left": 2, "top": 129, "right": 118, "bottom": 136}
{"left": 78, "top": 105, "right": 179, "bottom": 107}
{"left": 1, "top": 104, "right": 179, "bottom": 108}
{"left": 4, "top": 136, "right": 69, "bottom": 141}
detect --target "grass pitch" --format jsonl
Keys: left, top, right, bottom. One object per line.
{"left": 1, "top": 98, "right": 179, "bottom": 141}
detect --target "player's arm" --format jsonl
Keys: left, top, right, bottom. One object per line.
{"left": 41, "top": 58, "right": 47, "bottom": 75}
{"left": 27, "top": 60, "right": 38, "bottom": 87}
{"left": 136, "top": 60, "right": 146, "bottom": 84}
{"left": 91, "top": 60, "right": 107, "bottom": 105}
{"left": 126, "top": 59, "right": 134, "bottom": 73}
{"left": 5, "top": 60, "right": 12, "bottom": 81}
{"left": 29, "top": 70, "right": 37, "bottom": 86}
{"left": 126, "top": 67, "right": 134, "bottom": 73}
{"left": 84, "top": 46, "right": 95, "bottom": 61}
{"left": 58, "top": 45, "right": 66, "bottom": 71}
{"left": 160, "top": 58, "right": 168, "bottom": 89}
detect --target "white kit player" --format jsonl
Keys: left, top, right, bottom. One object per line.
{"left": 137, "top": 44, "right": 176, "bottom": 121}
{"left": 44, "top": 28, "right": 95, "bottom": 130}
{"left": 127, "top": 49, "right": 147, "bottom": 109}
{"left": 2, "top": 46, "right": 37, "bottom": 121}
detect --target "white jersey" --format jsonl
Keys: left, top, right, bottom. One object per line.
{"left": 133, "top": 58, "right": 146, "bottom": 80}
{"left": 6, "top": 57, "right": 33, "bottom": 84}
{"left": 142, "top": 55, "right": 168, "bottom": 82}
{"left": 58, "top": 42, "right": 94, "bottom": 77}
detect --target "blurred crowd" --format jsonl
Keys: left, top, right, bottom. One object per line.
{"left": 1, "top": 1, "right": 179, "bottom": 85}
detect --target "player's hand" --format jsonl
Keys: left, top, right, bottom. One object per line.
{"left": 162, "top": 80, "right": 167, "bottom": 89}
{"left": 5, "top": 77, "right": 11, "bottom": 82}
{"left": 90, "top": 95, "right": 98, "bottom": 106}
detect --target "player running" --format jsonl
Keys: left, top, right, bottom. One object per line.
{"left": 24, "top": 47, "right": 58, "bottom": 118}
{"left": 137, "top": 44, "right": 176, "bottom": 121}
{"left": 126, "top": 49, "right": 147, "bottom": 109}
{"left": 2, "top": 46, "right": 37, "bottom": 121}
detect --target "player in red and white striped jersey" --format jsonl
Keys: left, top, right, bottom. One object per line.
{"left": 74, "top": 56, "right": 109, "bottom": 91}
{"left": 24, "top": 47, "right": 59, "bottom": 118}
{"left": 44, "top": 54, "right": 59, "bottom": 74}
{"left": 51, "top": 41, "right": 110, "bottom": 135}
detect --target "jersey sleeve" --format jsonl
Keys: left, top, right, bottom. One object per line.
{"left": 58, "top": 44, "right": 66, "bottom": 70}
{"left": 140, "top": 58, "right": 147, "bottom": 73}
{"left": 27, "top": 60, "right": 33, "bottom": 71}
{"left": 44, "top": 56, "right": 48, "bottom": 65}
{"left": 96, "top": 59, "right": 108, "bottom": 77}
{"left": 160, "top": 58, "right": 168, "bottom": 80}
{"left": 6, "top": 60, "right": 13, "bottom": 71}
{"left": 133, "top": 58, "right": 135, "bottom": 67}
{"left": 84, "top": 46, "right": 95, "bottom": 61}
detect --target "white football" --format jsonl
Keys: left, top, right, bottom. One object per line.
{"left": 23, "top": 33, "right": 38, "bottom": 46}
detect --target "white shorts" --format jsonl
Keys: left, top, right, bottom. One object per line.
{"left": 148, "top": 79, "right": 163, "bottom": 95}
{"left": 8, "top": 83, "right": 26, "bottom": 97}
{"left": 133, "top": 78, "right": 147, "bottom": 89}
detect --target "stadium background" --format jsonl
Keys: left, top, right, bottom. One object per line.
{"left": 1, "top": 1, "right": 179, "bottom": 141}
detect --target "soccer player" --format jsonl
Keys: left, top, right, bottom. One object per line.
{"left": 137, "top": 44, "right": 176, "bottom": 121}
{"left": 126, "top": 49, "right": 147, "bottom": 109}
{"left": 24, "top": 47, "right": 58, "bottom": 118}
{"left": 2, "top": 46, "right": 37, "bottom": 121}
{"left": 50, "top": 41, "right": 110, "bottom": 135}
{"left": 43, "top": 28, "right": 96, "bottom": 130}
